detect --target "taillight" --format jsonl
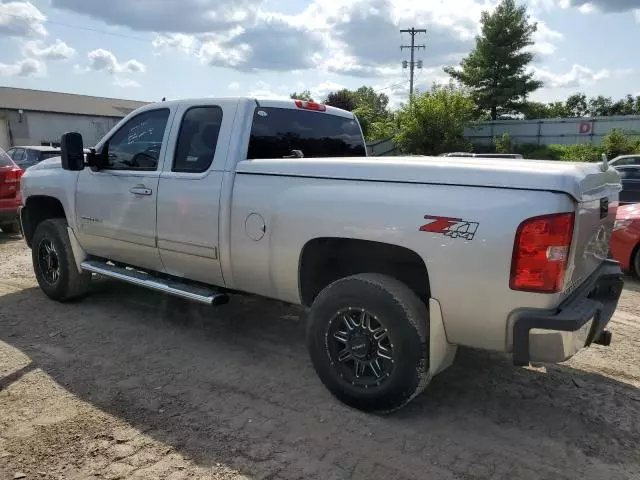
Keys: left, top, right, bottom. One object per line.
{"left": 294, "top": 100, "right": 327, "bottom": 112}
{"left": 0, "top": 168, "right": 22, "bottom": 199}
{"left": 510, "top": 212, "right": 575, "bottom": 293}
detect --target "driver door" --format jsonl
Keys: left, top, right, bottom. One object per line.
{"left": 75, "top": 107, "right": 174, "bottom": 272}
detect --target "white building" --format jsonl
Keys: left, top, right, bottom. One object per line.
{"left": 0, "top": 87, "right": 148, "bottom": 150}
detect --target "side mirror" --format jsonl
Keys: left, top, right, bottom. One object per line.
{"left": 60, "top": 132, "right": 85, "bottom": 171}
{"left": 86, "top": 144, "right": 109, "bottom": 170}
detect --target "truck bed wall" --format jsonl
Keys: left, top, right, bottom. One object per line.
{"left": 229, "top": 173, "right": 576, "bottom": 352}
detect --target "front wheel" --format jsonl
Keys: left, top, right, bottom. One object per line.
{"left": 32, "top": 218, "right": 91, "bottom": 302}
{"left": 307, "top": 273, "right": 429, "bottom": 413}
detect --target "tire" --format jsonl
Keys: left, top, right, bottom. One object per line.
{"left": 31, "top": 218, "right": 91, "bottom": 302}
{"left": 307, "top": 273, "right": 429, "bottom": 413}
{"left": 0, "top": 222, "right": 18, "bottom": 234}
{"left": 633, "top": 244, "right": 640, "bottom": 279}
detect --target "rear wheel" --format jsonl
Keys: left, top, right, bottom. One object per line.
{"left": 32, "top": 218, "right": 91, "bottom": 301}
{"left": 307, "top": 273, "right": 429, "bottom": 413}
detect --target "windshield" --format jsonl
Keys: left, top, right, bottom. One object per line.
{"left": 247, "top": 107, "right": 366, "bottom": 159}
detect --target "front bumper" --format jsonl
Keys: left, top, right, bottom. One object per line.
{"left": 512, "top": 260, "right": 624, "bottom": 366}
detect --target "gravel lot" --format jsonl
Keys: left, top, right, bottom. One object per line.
{"left": 1, "top": 233, "right": 640, "bottom": 480}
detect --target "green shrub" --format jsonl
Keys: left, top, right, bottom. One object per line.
{"left": 495, "top": 133, "right": 513, "bottom": 153}
{"left": 557, "top": 144, "right": 604, "bottom": 162}
{"left": 602, "top": 128, "right": 632, "bottom": 158}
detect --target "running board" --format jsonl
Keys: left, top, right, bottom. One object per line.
{"left": 80, "top": 260, "right": 229, "bottom": 306}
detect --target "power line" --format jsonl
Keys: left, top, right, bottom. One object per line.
{"left": 400, "top": 27, "right": 426, "bottom": 104}
{"left": 374, "top": 79, "right": 410, "bottom": 93}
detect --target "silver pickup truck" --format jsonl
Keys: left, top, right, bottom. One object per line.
{"left": 19, "top": 97, "right": 624, "bottom": 412}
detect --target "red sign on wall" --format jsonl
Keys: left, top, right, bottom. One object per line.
{"left": 579, "top": 122, "right": 592, "bottom": 134}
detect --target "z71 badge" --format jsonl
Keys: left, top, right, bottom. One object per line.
{"left": 419, "top": 215, "right": 479, "bottom": 241}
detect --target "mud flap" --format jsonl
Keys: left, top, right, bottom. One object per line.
{"left": 67, "top": 227, "right": 87, "bottom": 274}
{"left": 428, "top": 298, "right": 457, "bottom": 377}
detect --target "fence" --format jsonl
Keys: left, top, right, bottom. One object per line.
{"left": 464, "top": 115, "right": 640, "bottom": 146}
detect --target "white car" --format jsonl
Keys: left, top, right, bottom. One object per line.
{"left": 609, "top": 154, "right": 640, "bottom": 168}
{"left": 18, "top": 97, "right": 624, "bottom": 412}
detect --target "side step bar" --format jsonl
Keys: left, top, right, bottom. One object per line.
{"left": 80, "top": 260, "right": 229, "bottom": 306}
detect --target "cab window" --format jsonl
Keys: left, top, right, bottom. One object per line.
{"left": 173, "top": 106, "right": 223, "bottom": 173}
{"left": 103, "top": 109, "right": 170, "bottom": 171}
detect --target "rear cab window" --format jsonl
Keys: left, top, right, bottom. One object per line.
{"left": 247, "top": 107, "right": 366, "bottom": 159}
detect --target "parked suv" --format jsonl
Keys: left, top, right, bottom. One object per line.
{"left": 0, "top": 147, "right": 23, "bottom": 233}
{"left": 6, "top": 146, "right": 61, "bottom": 170}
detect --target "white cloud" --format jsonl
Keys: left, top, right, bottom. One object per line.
{"left": 567, "top": 1, "right": 640, "bottom": 13}
{"left": 248, "top": 80, "right": 289, "bottom": 99}
{"left": 531, "top": 21, "right": 563, "bottom": 55}
{"left": 0, "top": 57, "right": 46, "bottom": 77}
{"left": 87, "top": 49, "right": 146, "bottom": 74}
{"left": 22, "top": 39, "right": 75, "bottom": 60}
{"left": 51, "top": 0, "right": 260, "bottom": 33}
{"left": 113, "top": 77, "right": 141, "bottom": 88}
{"left": 311, "top": 81, "right": 346, "bottom": 99}
{"left": 532, "top": 64, "right": 610, "bottom": 88}
{"left": 578, "top": 3, "right": 595, "bottom": 13}
{"left": 228, "top": 81, "right": 240, "bottom": 90}
{"left": 152, "top": 33, "right": 198, "bottom": 53}
{"left": 0, "top": 1, "right": 46, "bottom": 37}
{"left": 42, "top": 0, "right": 563, "bottom": 80}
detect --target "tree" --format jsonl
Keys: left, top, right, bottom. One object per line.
{"left": 324, "top": 89, "right": 357, "bottom": 111}
{"left": 588, "top": 96, "right": 613, "bottom": 117}
{"left": 323, "top": 86, "right": 393, "bottom": 141}
{"left": 565, "top": 93, "right": 588, "bottom": 117}
{"left": 521, "top": 101, "right": 551, "bottom": 119}
{"left": 394, "top": 84, "right": 476, "bottom": 155}
{"left": 546, "top": 101, "right": 570, "bottom": 118}
{"left": 610, "top": 94, "right": 636, "bottom": 116}
{"left": 444, "top": 0, "right": 542, "bottom": 120}
{"left": 290, "top": 90, "right": 314, "bottom": 101}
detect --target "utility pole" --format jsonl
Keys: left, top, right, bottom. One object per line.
{"left": 400, "top": 28, "right": 426, "bottom": 104}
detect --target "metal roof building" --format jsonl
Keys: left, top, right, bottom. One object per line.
{"left": 0, "top": 87, "right": 148, "bottom": 150}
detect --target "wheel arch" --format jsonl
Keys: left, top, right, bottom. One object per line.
{"left": 21, "top": 195, "right": 67, "bottom": 248}
{"left": 298, "top": 237, "right": 431, "bottom": 308}
{"left": 630, "top": 240, "right": 640, "bottom": 276}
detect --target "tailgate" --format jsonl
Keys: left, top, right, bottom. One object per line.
{"left": 564, "top": 176, "right": 620, "bottom": 296}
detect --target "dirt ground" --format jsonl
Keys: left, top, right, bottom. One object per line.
{"left": 1, "top": 234, "right": 640, "bottom": 480}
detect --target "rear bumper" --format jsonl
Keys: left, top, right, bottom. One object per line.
{"left": 512, "top": 260, "right": 624, "bottom": 366}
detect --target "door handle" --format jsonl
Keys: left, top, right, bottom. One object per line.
{"left": 130, "top": 185, "right": 152, "bottom": 196}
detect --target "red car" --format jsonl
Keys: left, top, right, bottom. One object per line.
{"left": 610, "top": 202, "right": 640, "bottom": 276}
{"left": 0, "top": 147, "right": 23, "bottom": 234}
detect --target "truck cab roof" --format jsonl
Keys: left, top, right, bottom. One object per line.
{"left": 142, "top": 97, "right": 356, "bottom": 119}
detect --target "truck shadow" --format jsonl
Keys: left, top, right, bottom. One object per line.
{"left": 0, "top": 231, "right": 22, "bottom": 245}
{"left": 1, "top": 280, "right": 639, "bottom": 478}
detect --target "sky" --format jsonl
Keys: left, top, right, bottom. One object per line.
{"left": 0, "top": 0, "right": 639, "bottom": 108}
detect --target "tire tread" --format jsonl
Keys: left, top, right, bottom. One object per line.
{"left": 32, "top": 218, "right": 91, "bottom": 301}
{"left": 308, "top": 273, "right": 430, "bottom": 413}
